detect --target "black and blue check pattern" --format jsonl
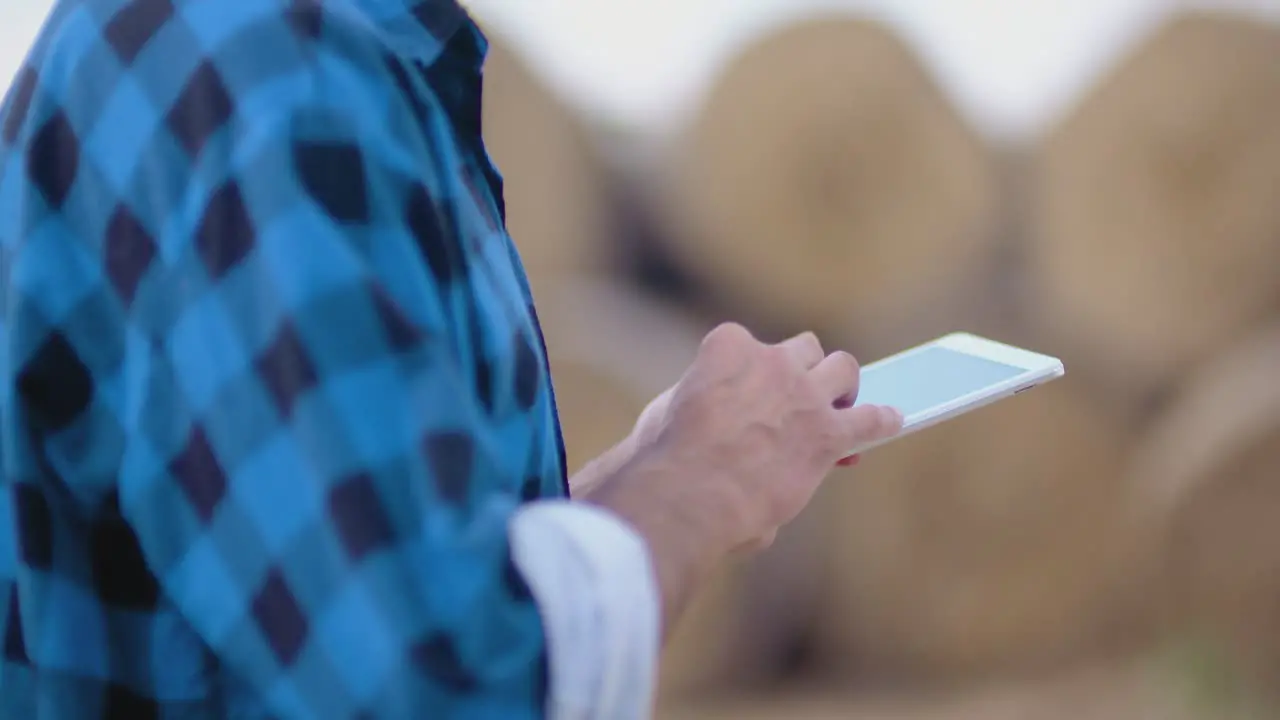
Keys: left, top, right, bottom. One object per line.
{"left": 0, "top": 0, "right": 568, "bottom": 716}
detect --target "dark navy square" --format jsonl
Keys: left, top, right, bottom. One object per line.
{"left": 104, "top": 0, "right": 175, "bottom": 64}
{"left": 423, "top": 431, "right": 473, "bottom": 506}
{"left": 195, "top": 181, "right": 256, "bottom": 279}
{"left": 252, "top": 570, "right": 309, "bottom": 666}
{"left": 328, "top": 474, "right": 395, "bottom": 561}
{"left": 255, "top": 323, "right": 319, "bottom": 418}
{"left": 25, "top": 110, "right": 80, "bottom": 208}
{"left": 16, "top": 331, "right": 94, "bottom": 432}
{"left": 294, "top": 139, "right": 369, "bottom": 224}
{"left": 166, "top": 61, "right": 233, "bottom": 156}
{"left": 12, "top": 485, "right": 53, "bottom": 570}
{"left": 413, "top": 633, "right": 476, "bottom": 694}
{"left": 170, "top": 427, "right": 229, "bottom": 523}
{"left": 104, "top": 205, "right": 158, "bottom": 305}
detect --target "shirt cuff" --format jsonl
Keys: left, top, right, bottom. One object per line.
{"left": 509, "top": 499, "right": 660, "bottom": 720}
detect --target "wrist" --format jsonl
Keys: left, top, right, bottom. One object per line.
{"left": 584, "top": 447, "right": 733, "bottom": 636}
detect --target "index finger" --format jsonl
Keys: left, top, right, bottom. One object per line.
{"left": 836, "top": 404, "right": 903, "bottom": 452}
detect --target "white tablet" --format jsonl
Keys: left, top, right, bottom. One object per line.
{"left": 849, "top": 332, "right": 1065, "bottom": 454}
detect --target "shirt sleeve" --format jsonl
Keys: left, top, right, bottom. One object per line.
{"left": 116, "top": 66, "right": 554, "bottom": 718}
{"left": 509, "top": 502, "right": 660, "bottom": 720}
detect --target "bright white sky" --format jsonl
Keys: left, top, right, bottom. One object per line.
{"left": 3, "top": 0, "right": 1279, "bottom": 140}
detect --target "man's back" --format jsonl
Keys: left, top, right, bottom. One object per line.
{"left": 0, "top": 0, "right": 566, "bottom": 716}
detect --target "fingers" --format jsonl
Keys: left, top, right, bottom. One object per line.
{"left": 777, "top": 331, "right": 825, "bottom": 370}
{"left": 809, "top": 350, "right": 861, "bottom": 403}
{"left": 835, "top": 404, "right": 903, "bottom": 451}
{"left": 808, "top": 350, "right": 898, "bottom": 451}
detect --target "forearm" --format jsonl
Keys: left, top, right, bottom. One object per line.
{"left": 583, "top": 450, "right": 729, "bottom": 641}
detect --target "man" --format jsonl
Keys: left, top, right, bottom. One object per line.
{"left": 0, "top": 0, "right": 902, "bottom": 717}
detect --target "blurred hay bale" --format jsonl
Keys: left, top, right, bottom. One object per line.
{"left": 658, "top": 16, "right": 1000, "bottom": 347}
{"left": 547, "top": 357, "right": 650, "bottom": 476}
{"left": 1029, "top": 12, "right": 1280, "bottom": 406}
{"left": 535, "top": 280, "right": 706, "bottom": 473}
{"left": 808, "top": 376, "right": 1153, "bottom": 680}
{"left": 1130, "top": 324, "right": 1280, "bottom": 680}
{"left": 481, "top": 35, "right": 616, "bottom": 298}
{"left": 658, "top": 562, "right": 760, "bottom": 701}
{"left": 656, "top": 657, "right": 1231, "bottom": 720}
{"left": 659, "top": 492, "right": 834, "bottom": 702}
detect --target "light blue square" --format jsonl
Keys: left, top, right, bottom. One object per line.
{"left": 264, "top": 677, "right": 311, "bottom": 719}
{"left": 315, "top": 581, "right": 394, "bottom": 701}
{"left": 0, "top": 164, "right": 22, "bottom": 248}
{"left": 11, "top": 219, "right": 101, "bottom": 319}
{"left": 119, "top": 325, "right": 154, "bottom": 424}
{"left": 258, "top": 209, "right": 363, "bottom": 312}
{"left": 179, "top": 0, "right": 261, "bottom": 55}
{"left": 413, "top": 522, "right": 495, "bottom": 623}
{"left": 314, "top": 53, "right": 394, "bottom": 136}
{"left": 320, "top": 362, "right": 412, "bottom": 467}
{"left": 231, "top": 435, "right": 321, "bottom": 554}
{"left": 166, "top": 292, "right": 248, "bottom": 412}
{"left": 119, "top": 434, "right": 169, "bottom": 503}
{"left": 228, "top": 73, "right": 311, "bottom": 122}
{"left": 83, "top": 76, "right": 158, "bottom": 194}
{"left": 164, "top": 535, "right": 243, "bottom": 645}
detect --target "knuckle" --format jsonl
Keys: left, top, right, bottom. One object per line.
{"left": 713, "top": 321, "right": 750, "bottom": 343}
{"left": 702, "top": 322, "right": 754, "bottom": 356}
{"left": 832, "top": 350, "right": 860, "bottom": 375}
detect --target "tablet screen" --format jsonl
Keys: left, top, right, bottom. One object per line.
{"left": 853, "top": 346, "right": 1025, "bottom": 420}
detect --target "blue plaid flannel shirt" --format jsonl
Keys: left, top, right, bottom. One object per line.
{"left": 0, "top": 0, "right": 570, "bottom": 716}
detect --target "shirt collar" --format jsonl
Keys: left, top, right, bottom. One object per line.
{"left": 351, "top": 0, "right": 472, "bottom": 66}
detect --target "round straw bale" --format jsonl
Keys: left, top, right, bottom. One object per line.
{"left": 481, "top": 35, "right": 615, "bottom": 293}
{"left": 1029, "top": 13, "right": 1280, "bottom": 403}
{"left": 661, "top": 16, "right": 1000, "bottom": 341}
{"left": 810, "top": 376, "right": 1147, "bottom": 679}
{"left": 656, "top": 658, "right": 1216, "bottom": 720}
{"left": 1130, "top": 324, "right": 1280, "bottom": 677}
{"left": 537, "top": 279, "right": 707, "bottom": 473}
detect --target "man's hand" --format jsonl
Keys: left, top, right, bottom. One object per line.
{"left": 573, "top": 337, "right": 867, "bottom": 498}
{"left": 584, "top": 323, "right": 902, "bottom": 635}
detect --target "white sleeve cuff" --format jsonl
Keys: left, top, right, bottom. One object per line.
{"left": 509, "top": 500, "right": 660, "bottom": 720}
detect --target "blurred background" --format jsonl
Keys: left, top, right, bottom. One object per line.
{"left": 6, "top": 0, "right": 1280, "bottom": 717}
